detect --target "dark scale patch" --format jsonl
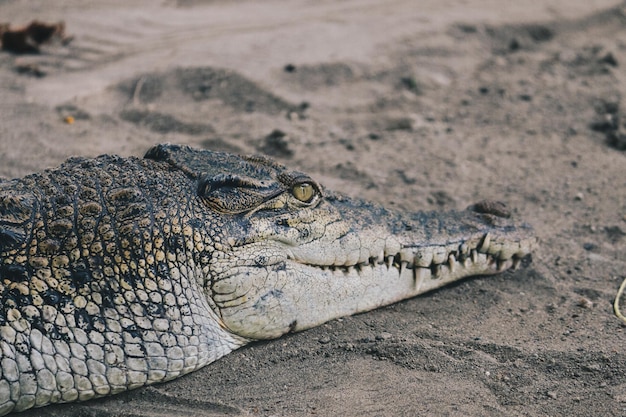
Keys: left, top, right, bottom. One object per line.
{"left": 74, "top": 308, "right": 94, "bottom": 331}
{"left": 39, "top": 238, "right": 61, "bottom": 254}
{"left": 123, "top": 324, "right": 142, "bottom": 341}
{"left": 100, "top": 289, "right": 117, "bottom": 309}
{"left": 167, "top": 235, "right": 185, "bottom": 252}
{"left": 0, "top": 263, "right": 28, "bottom": 282}
{"left": 41, "top": 288, "right": 70, "bottom": 306}
{"left": 52, "top": 193, "right": 73, "bottom": 208}
{"left": 0, "top": 191, "right": 35, "bottom": 223}
{"left": 48, "top": 218, "right": 74, "bottom": 237}
{"left": 117, "top": 203, "right": 148, "bottom": 222}
{"left": 188, "top": 217, "right": 204, "bottom": 229}
{"left": 14, "top": 338, "right": 30, "bottom": 356}
{"left": 72, "top": 266, "right": 93, "bottom": 286}
{"left": 3, "top": 287, "right": 33, "bottom": 309}
{"left": 145, "top": 301, "right": 166, "bottom": 317}
{"left": 0, "top": 226, "right": 27, "bottom": 251}
{"left": 29, "top": 315, "right": 47, "bottom": 335}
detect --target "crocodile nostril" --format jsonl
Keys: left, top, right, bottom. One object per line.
{"left": 468, "top": 200, "right": 511, "bottom": 218}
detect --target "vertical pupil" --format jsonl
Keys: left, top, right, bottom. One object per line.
{"left": 295, "top": 183, "right": 312, "bottom": 201}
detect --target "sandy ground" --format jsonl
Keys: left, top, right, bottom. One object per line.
{"left": 1, "top": 0, "right": 626, "bottom": 416}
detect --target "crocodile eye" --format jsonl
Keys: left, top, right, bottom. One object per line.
{"left": 292, "top": 182, "right": 316, "bottom": 203}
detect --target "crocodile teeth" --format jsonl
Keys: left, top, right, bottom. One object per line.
{"left": 497, "top": 259, "right": 513, "bottom": 272}
{"left": 479, "top": 232, "right": 491, "bottom": 253}
{"left": 512, "top": 256, "right": 521, "bottom": 270}
{"left": 471, "top": 249, "right": 478, "bottom": 263}
{"left": 458, "top": 243, "right": 469, "bottom": 260}
{"left": 414, "top": 267, "right": 430, "bottom": 291}
{"left": 448, "top": 254, "right": 456, "bottom": 273}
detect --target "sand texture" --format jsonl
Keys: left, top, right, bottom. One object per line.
{"left": 1, "top": 0, "right": 626, "bottom": 416}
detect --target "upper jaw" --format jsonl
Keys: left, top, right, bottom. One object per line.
{"left": 286, "top": 226, "right": 537, "bottom": 287}
{"left": 282, "top": 198, "right": 537, "bottom": 281}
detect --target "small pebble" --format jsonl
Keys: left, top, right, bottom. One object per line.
{"left": 318, "top": 336, "right": 331, "bottom": 344}
{"left": 574, "top": 192, "right": 584, "bottom": 201}
{"left": 547, "top": 391, "right": 557, "bottom": 400}
{"left": 577, "top": 297, "right": 594, "bottom": 309}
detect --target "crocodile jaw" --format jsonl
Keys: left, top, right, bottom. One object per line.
{"left": 209, "top": 198, "right": 537, "bottom": 340}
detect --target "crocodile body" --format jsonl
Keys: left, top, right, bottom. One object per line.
{"left": 0, "top": 144, "right": 537, "bottom": 415}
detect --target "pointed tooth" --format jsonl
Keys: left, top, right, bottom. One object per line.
{"left": 497, "top": 259, "right": 512, "bottom": 272}
{"left": 393, "top": 253, "right": 402, "bottom": 268}
{"left": 414, "top": 267, "right": 430, "bottom": 292}
{"left": 471, "top": 249, "right": 478, "bottom": 263}
{"left": 386, "top": 255, "right": 394, "bottom": 268}
{"left": 448, "top": 254, "right": 456, "bottom": 273}
{"left": 458, "top": 243, "right": 469, "bottom": 261}
{"left": 479, "top": 233, "right": 491, "bottom": 253}
{"left": 512, "top": 257, "right": 521, "bottom": 270}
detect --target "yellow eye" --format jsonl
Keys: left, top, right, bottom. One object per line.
{"left": 292, "top": 182, "right": 316, "bottom": 203}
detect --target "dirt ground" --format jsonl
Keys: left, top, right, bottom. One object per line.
{"left": 1, "top": 0, "right": 626, "bottom": 416}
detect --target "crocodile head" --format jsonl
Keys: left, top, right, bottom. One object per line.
{"left": 146, "top": 144, "right": 537, "bottom": 341}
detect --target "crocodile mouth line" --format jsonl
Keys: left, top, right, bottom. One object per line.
{"left": 289, "top": 232, "right": 536, "bottom": 280}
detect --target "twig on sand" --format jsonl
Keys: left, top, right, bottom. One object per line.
{"left": 613, "top": 277, "right": 626, "bottom": 324}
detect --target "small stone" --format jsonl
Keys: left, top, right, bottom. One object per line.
{"left": 318, "top": 336, "right": 331, "bottom": 344}
{"left": 574, "top": 192, "right": 584, "bottom": 201}
{"left": 547, "top": 391, "right": 557, "bottom": 400}
{"left": 577, "top": 297, "right": 594, "bottom": 309}
{"left": 260, "top": 129, "right": 293, "bottom": 158}
{"left": 599, "top": 52, "right": 618, "bottom": 67}
{"left": 582, "top": 242, "right": 596, "bottom": 251}
{"left": 385, "top": 117, "right": 414, "bottom": 131}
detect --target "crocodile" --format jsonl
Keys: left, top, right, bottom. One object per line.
{"left": 0, "top": 143, "right": 537, "bottom": 415}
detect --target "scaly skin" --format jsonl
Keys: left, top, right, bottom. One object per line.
{"left": 0, "top": 144, "right": 537, "bottom": 415}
